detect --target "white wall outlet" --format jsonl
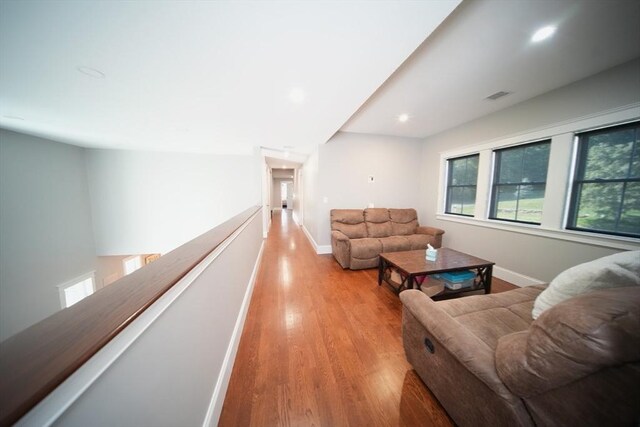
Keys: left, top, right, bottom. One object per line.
{"left": 368, "top": 175, "right": 374, "bottom": 183}
{"left": 323, "top": 196, "right": 329, "bottom": 203}
{"left": 367, "top": 203, "right": 374, "bottom": 208}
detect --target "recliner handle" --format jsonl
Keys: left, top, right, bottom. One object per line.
{"left": 424, "top": 337, "right": 435, "bottom": 354}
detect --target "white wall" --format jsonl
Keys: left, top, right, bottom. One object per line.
{"left": 292, "top": 168, "right": 303, "bottom": 224}
{"left": 85, "top": 149, "right": 260, "bottom": 255}
{"left": 302, "top": 149, "right": 319, "bottom": 241}
{"left": 313, "top": 132, "right": 424, "bottom": 246}
{"left": 419, "top": 58, "right": 640, "bottom": 283}
{"left": 95, "top": 255, "right": 128, "bottom": 289}
{"left": 0, "top": 130, "right": 97, "bottom": 341}
{"left": 271, "top": 178, "right": 293, "bottom": 209}
{"left": 21, "top": 211, "right": 264, "bottom": 427}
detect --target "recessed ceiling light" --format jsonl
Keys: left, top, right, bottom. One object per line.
{"left": 531, "top": 26, "right": 556, "bottom": 43}
{"left": 398, "top": 113, "right": 409, "bottom": 123}
{"left": 282, "top": 165, "right": 286, "bottom": 169}
{"left": 77, "top": 66, "right": 105, "bottom": 79}
{"left": 289, "top": 88, "right": 305, "bottom": 104}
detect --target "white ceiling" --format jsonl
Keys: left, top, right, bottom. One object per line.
{"left": 272, "top": 168, "right": 295, "bottom": 179}
{"left": 0, "top": 0, "right": 460, "bottom": 155}
{"left": 343, "top": 0, "right": 640, "bottom": 138}
{"left": 265, "top": 156, "right": 301, "bottom": 170}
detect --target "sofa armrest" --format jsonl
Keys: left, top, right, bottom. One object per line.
{"left": 400, "top": 290, "right": 513, "bottom": 399}
{"left": 331, "top": 230, "right": 349, "bottom": 242}
{"left": 416, "top": 226, "right": 444, "bottom": 248}
{"left": 416, "top": 226, "right": 444, "bottom": 236}
{"left": 331, "top": 230, "right": 351, "bottom": 268}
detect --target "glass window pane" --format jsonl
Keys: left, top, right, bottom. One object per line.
{"left": 493, "top": 185, "right": 519, "bottom": 220}
{"left": 497, "top": 149, "right": 523, "bottom": 184}
{"left": 462, "top": 187, "right": 476, "bottom": 215}
{"left": 620, "top": 182, "right": 640, "bottom": 234}
{"left": 446, "top": 155, "right": 478, "bottom": 216}
{"left": 631, "top": 136, "right": 639, "bottom": 178}
{"left": 451, "top": 159, "right": 466, "bottom": 185}
{"left": 522, "top": 143, "right": 550, "bottom": 183}
{"left": 574, "top": 182, "right": 623, "bottom": 231}
{"left": 492, "top": 142, "right": 549, "bottom": 224}
{"left": 583, "top": 130, "right": 634, "bottom": 180}
{"left": 515, "top": 184, "right": 545, "bottom": 223}
{"left": 447, "top": 187, "right": 463, "bottom": 214}
{"left": 463, "top": 156, "right": 479, "bottom": 185}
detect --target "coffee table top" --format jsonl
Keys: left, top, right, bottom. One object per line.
{"left": 379, "top": 248, "right": 494, "bottom": 275}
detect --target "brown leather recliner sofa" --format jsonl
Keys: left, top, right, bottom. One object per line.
{"left": 400, "top": 285, "right": 640, "bottom": 427}
{"left": 330, "top": 208, "right": 444, "bottom": 270}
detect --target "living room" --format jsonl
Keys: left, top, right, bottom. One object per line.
{"left": 1, "top": 0, "right": 639, "bottom": 426}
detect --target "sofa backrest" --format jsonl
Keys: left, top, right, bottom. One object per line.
{"left": 389, "top": 208, "right": 418, "bottom": 235}
{"left": 330, "top": 209, "right": 367, "bottom": 238}
{"left": 332, "top": 208, "right": 421, "bottom": 239}
{"left": 364, "top": 208, "right": 392, "bottom": 238}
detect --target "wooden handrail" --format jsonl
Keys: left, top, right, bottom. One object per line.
{"left": 0, "top": 206, "right": 262, "bottom": 426}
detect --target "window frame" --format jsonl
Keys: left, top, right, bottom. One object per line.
{"left": 444, "top": 154, "right": 479, "bottom": 217}
{"left": 566, "top": 121, "right": 640, "bottom": 238}
{"left": 488, "top": 139, "right": 551, "bottom": 225}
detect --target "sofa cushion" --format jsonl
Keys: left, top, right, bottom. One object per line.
{"left": 532, "top": 250, "right": 640, "bottom": 319}
{"left": 330, "top": 209, "right": 367, "bottom": 239}
{"left": 437, "top": 285, "right": 546, "bottom": 350}
{"left": 389, "top": 208, "right": 418, "bottom": 235}
{"left": 364, "top": 208, "right": 392, "bottom": 237}
{"left": 497, "top": 286, "right": 640, "bottom": 398}
{"left": 350, "top": 238, "right": 383, "bottom": 260}
{"left": 378, "top": 236, "right": 411, "bottom": 253}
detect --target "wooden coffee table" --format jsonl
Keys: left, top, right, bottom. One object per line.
{"left": 378, "top": 248, "right": 495, "bottom": 298}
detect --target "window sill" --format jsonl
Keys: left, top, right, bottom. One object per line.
{"left": 436, "top": 213, "right": 640, "bottom": 251}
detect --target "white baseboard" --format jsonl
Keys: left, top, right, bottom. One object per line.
{"left": 301, "top": 225, "right": 332, "bottom": 255}
{"left": 204, "top": 239, "right": 265, "bottom": 427}
{"left": 317, "top": 245, "right": 332, "bottom": 255}
{"left": 493, "top": 266, "right": 545, "bottom": 287}
{"left": 301, "top": 225, "right": 318, "bottom": 251}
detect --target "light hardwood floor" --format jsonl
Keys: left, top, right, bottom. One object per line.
{"left": 219, "top": 210, "right": 516, "bottom": 427}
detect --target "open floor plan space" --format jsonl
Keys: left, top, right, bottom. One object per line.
{"left": 219, "top": 211, "right": 514, "bottom": 426}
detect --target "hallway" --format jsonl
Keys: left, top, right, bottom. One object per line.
{"left": 218, "top": 210, "right": 454, "bottom": 426}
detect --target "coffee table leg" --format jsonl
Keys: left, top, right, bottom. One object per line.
{"left": 485, "top": 265, "right": 493, "bottom": 294}
{"left": 400, "top": 274, "right": 412, "bottom": 293}
{"left": 477, "top": 266, "right": 493, "bottom": 294}
{"left": 378, "top": 258, "right": 384, "bottom": 286}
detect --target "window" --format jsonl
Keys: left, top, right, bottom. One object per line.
{"left": 123, "top": 255, "right": 142, "bottom": 275}
{"left": 58, "top": 273, "right": 95, "bottom": 308}
{"left": 445, "top": 154, "right": 479, "bottom": 216}
{"left": 490, "top": 140, "right": 551, "bottom": 224}
{"left": 567, "top": 121, "right": 640, "bottom": 237}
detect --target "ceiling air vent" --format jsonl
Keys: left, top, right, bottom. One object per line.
{"left": 485, "top": 91, "right": 511, "bottom": 101}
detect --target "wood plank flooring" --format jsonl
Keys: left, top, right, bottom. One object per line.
{"left": 219, "top": 211, "right": 516, "bottom": 427}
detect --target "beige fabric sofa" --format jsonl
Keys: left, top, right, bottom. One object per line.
{"left": 400, "top": 285, "right": 640, "bottom": 427}
{"left": 330, "top": 208, "right": 444, "bottom": 270}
